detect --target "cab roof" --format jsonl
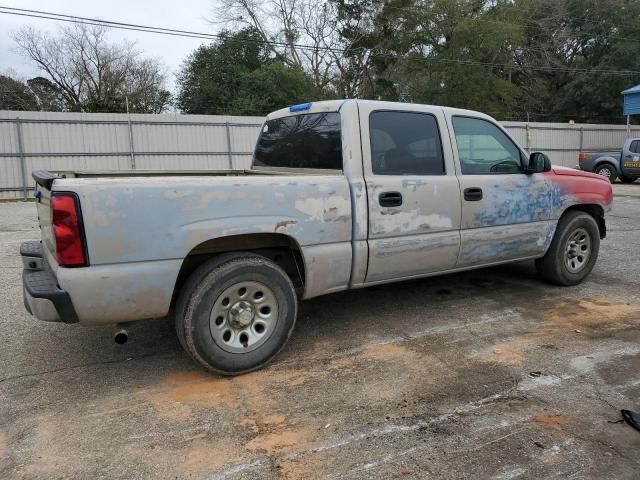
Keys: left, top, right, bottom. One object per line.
{"left": 265, "top": 99, "right": 494, "bottom": 123}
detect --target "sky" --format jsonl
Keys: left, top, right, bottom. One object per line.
{"left": 0, "top": 0, "right": 218, "bottom": 92}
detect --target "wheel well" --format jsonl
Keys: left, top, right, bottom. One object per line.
{"left": 171, "top": 233, "right": 306, "bottom": 307}
{"left": 595, "top": 161, "right": 618, "bottom": 173}
{"left": 562, "top": 204, "right": 606, "bottom": 239}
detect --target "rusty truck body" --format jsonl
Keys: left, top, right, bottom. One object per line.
{"left": 22, "top": 100, "right": 613, "bottom": 374}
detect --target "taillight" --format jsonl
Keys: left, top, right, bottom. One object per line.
{"left": 578, "top": 152, "right": 584, "bottom": 164}
{"left": 51, "top": 193, "right": 87, "bottom": 267}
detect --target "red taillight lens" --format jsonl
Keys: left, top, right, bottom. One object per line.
{"left": 578, "top": 152, "right": 584, "bottom": 164}
{"left": 51, "top": 193, "right": 87, "bottom": 267}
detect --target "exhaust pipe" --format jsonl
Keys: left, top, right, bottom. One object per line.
{"left": 114, "top": 327, "right": 128, "bottom": 345}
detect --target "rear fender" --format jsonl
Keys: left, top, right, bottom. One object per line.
{"left": 593, "top": 156, "right": 622, "bottom": 174}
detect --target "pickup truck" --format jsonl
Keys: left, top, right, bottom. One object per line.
{"left": 22, "top": 100, "right": 613, "bottom": 375}
{"left": 577, "top": 137, "right": 640, "bottom": 183}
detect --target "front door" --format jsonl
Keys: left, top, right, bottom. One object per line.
{"left": 361, "top": 105, "right": 462, "bottom": 283}
{"left": 622, "top": 139, "right": 640, "bottom": 178}
{"left": 448, "top": 115, "right": 555, "bottom": 267}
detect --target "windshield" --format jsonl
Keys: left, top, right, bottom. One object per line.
{"left": 253, "top": 112, "right": 342, "bottom": 170}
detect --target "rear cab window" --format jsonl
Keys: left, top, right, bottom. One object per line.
{"left": 253, "top": 112, "right": 342, "bottom": 170}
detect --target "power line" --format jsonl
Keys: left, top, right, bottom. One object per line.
{"left": 0, "top": 6, "right": 333, "bottom": 53}
{"left": 1, "top": 5, "right": 640, "bottom": 76}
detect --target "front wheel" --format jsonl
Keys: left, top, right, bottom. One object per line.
{"left": 536, "top": 211, "right": 600, "bottom": 286}
{"left": 175, "top": 254, "right": 297, "bottom": 375}
{"left": 594, "top": 164, "right": 617, "bottom": 183}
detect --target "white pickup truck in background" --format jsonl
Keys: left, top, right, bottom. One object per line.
{"left": 22, "top": 100, "right": 613, "bottom": 374}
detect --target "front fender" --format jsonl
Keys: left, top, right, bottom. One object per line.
{"left": 546, "top": 171, "right": 613, "bottom": 218}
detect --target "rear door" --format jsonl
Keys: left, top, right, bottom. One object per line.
{"left": 447, "top": 114, "right": 554, "bottom": 267}
{"left": 360, "top": 104, "right": 462, "bottom": 283}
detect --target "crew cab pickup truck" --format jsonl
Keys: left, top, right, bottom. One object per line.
{"left": 578, "top": 137, "right": 640, "bottom": 183}
{"left": 22, "top": 100, "right": 613, "bottom": 375}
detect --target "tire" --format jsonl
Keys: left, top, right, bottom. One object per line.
{"left": 620, "top": 175, "right": 638, "bottom": 184}
{"left": 536, "top": 211, "right": 600, "bottom": 286}
{"left": 594, "top": 163, "right": 617, "bottom": 183}
{"left": 174, "top": 253, "right": 297, "bottom": 375}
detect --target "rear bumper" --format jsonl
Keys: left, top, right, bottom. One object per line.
{"left": 21, "top": 241, "right": 79, "bottom": 323}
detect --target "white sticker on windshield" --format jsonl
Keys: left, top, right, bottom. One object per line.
{"left": 263, "top": 125, "right": 269, "bottom": 133}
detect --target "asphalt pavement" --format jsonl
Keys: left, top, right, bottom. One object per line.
{"left": 1, "top": 184, "right": 639, "bottom": 479}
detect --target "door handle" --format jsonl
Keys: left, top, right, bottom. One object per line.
{"left": 379, "top": 191, "right": 403, "bottom": 207}
{"left": 464, "top": 187, "right": 483, "bottom": 202}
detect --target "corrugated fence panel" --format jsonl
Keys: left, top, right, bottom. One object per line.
{"left": 0, "top": 121, "right": 22, "bottom": 198}
{"left": 504, "top": 125, "right": 527, "bottom": 146}
{"left": 21, "top": 122, "right": 129, "bottom": 154}
{"left": 0, "top": 110, "right": 638, "bottom": 198}
{"left": 231, "top": 155, "right": 253, "bottom": 170}
{"left": 25, "top": 156, "right": 128, "bottom": 178}
{"left": 133, "top": 123, "right": 226, "bottom": 154}
{"left": 582, "top": 128, "right": 638, "bottom": 151}
{"left": 0, "top": 121, "right": 18, "bottom": 153}
{"left": 135, "top": 154, "right": 232, "bottom": 170}
{"left": 230, "top": 125, "right": 261, "bottom": 156}
{"left": 0, "top": 157, "right": 23, "bottom": 197}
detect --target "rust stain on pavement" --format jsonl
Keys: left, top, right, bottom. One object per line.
{"left": 0, "top": 431, "right": 6, "bottom": 458}
{"left": 182, "top": 441, "right": 244, "bottom": 473}
{"left": 543, "top": 298, "right": 640, "bottom": 330}
{"left": 475, "top": 297, "right": 640, "bottom": 367}
{"left": 246, "top": 428, "right": 312, "bottom": 455}
{"left": 477, "top": 341, "right": 528, "bottom": 365}
{"left": 160, "top": 371, "right": 236, "bottom": 407}
{"left": 277, "top": 451, "right": 328, "bottom": 479}
{"left": 533, "top": 414, "right": 564, "bottom": 426}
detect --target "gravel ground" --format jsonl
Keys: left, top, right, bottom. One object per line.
{"left": 1, "top": 185, "right": 640, "bottom": 479}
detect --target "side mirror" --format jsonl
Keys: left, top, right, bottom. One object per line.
{"left": 528, "top": 152, "right": 552, "bottom": 174}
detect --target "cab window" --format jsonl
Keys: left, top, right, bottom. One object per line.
{"left": 370, "top": 111, "right": 445, "bottom": 175}
{"left": 452, "top": 117, "right": 524, "bottom": 174}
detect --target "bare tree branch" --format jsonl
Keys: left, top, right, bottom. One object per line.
{"left": 13, "top": 23, "right": 171, "bottom": 113}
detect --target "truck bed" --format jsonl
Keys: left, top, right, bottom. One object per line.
{"left": 34, "top": 168, "right": 324, "bottom": 184}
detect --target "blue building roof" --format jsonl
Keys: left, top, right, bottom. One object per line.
{"left": 623, "top": 84, "right": 640, "bottom": 116}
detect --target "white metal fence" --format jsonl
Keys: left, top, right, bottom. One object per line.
{"left": 1, "top": 110, "right": 639, "bottom": 199}
{"left": 503, "top": 121, "right": 640, "bottom": 169}
{"left": 0, "top": 111, "right": 264, "bottom": 199}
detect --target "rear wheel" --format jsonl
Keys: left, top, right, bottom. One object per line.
{"left": 620, "top": 175, "right": 638, "bottom": 183}
{"left": 536, "top": 211, "right": 600, "bottom": 286}
{"left": 594, "top": 163, "right": 617, "bottom": 183}
{"left": 174, "top": 254, "right": 297, "bottom": 375}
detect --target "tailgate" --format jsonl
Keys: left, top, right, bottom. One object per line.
{"left": 32, "top": 171, "right": 58, "bottom": 261}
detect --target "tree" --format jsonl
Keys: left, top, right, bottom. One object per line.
{"left": 27, "top": 77, "right": 66, "bottom": 111}
{"left": 512, "top": 0, "right": 640, "bottom": 123}
{"left": 13, "top": 23, "right": 172, "bottom": 113}
{"left": 176, "top": 28, "right": 319, "bottom": 115}
{"left": 0, "top": 74, "right": 38, "bottom": 111}
{"left": 214, "top": 0, "right": 345, "bottom": 92}
{"left": 232, "top": 62, "right": 320, "bottom": 114}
